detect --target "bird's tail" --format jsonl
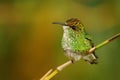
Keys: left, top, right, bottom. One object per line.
{"left": 83, "top": 53, "right": 98, "bottom": 64}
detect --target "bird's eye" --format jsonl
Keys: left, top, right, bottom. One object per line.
{"left": 71, "top": 26, "right": 76, "bottom": 30}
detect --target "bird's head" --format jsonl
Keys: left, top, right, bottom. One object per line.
{"left": 53, "top": 18, "right": 84, "bottom": 31}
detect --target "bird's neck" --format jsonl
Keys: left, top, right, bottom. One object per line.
{"left": 63, "top": 25, "right": 86, "bottom": 34}
{"left": 62, "top": 26, "right": 86, "bottom": 40}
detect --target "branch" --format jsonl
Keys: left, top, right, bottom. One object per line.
{"left": 40, "top": 69, "right": 53, "bottom": 80}
{"left": 40, "top": 60, "right": 72, "bottom": 80}
{"left": 89, "top": 33, "right": 120, "bottom": 53}
{"left": 40, "top": 33, "right": 120, "bottom": 80}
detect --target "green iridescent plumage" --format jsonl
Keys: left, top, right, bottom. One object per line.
{"left": 62, "top": 26, "right": 92, "bottom": 54}
{"left": 54, "top": 18, "right": 98, "bottom": 64}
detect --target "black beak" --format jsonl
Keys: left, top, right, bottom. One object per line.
{"left": 52, "top": 22, "right": 66, "bottom": 26}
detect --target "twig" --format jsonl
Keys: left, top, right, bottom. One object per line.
{"left": 44, "top": 60, "right": 72, "bottom": 80}
{"left": 40, "top": 33, "right": 120, "bottom": 80}
{"left": 40, "top": 69, "right": 53, "bottom": 80}
{"left": 89, "top": 33, "right": 120, "bottom": 53}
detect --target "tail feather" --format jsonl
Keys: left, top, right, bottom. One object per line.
{"left": 83, "top": 53, "right": 98, "bottom": 64}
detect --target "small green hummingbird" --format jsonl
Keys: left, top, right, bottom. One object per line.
{"left": 53, "top": 18, "right": 98, "bottom": 64}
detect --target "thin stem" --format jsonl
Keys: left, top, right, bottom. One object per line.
{"left": 96, "top": 33, "right": 120, "bottom": 49}
{"left": 89, "top": 33, "right": 120, "bottom": 53}
{"left": 40, "top": 33, "right": 120, "bottom": 80}
{"left": 40, "top": 69, "right": 53, "bottom": 80}
{"left": 44, "top": 60, "right": 72, "bottom": 80}
{"left": 45, "top": 70, "right": 59, "bottom": 80}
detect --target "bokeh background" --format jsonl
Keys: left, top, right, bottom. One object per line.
{"left": 0, "top": 0, "right": 120, "bottom": 80}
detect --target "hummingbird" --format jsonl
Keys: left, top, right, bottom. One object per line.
{"left": 53, "top": 18, "right": 98, "bottom": 64}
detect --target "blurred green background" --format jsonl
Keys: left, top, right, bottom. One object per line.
{"left": 0, "top": 0, "right": 120, "bottom": 80}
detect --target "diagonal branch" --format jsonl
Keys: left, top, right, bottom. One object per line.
{"left": 89, "top": 33, "right": 120, "bottom": 53}
{"left": 40, "top": 69, "right": 53, "bottom": 80}
{"left": 44, "top": 60, "right": 72, "bottom": 80}
{"left": 40, "top": 33, "right": 120, "bottom": 80}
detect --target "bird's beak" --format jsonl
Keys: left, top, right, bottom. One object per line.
{"left": 52, "top": 22, "right": 66, "bottom": 26}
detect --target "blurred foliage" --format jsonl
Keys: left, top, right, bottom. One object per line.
{"left": 0, "top": 0, "right": 120, "bottom": 80}
{"left": 74, "top": 0, "right": 105, "bottom": 7}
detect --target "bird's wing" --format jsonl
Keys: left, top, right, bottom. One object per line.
{"left": 85, "top": 33, "right": 98, "bottom": 58}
